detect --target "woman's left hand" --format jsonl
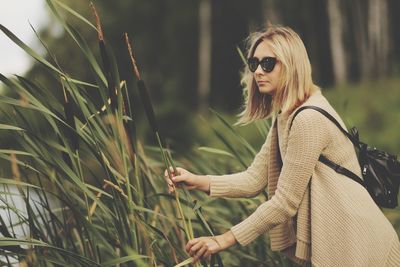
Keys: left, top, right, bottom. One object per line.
{"left": 185, "top": 231, "right": 237, "bottom": 262}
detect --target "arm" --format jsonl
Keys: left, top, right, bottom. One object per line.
{"left": 207, "top": 131, "right": 272, "bottom": 198}
{"left": 230, "top": 111, "right": 331, "bottom": 245}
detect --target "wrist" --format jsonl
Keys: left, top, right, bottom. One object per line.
{"left": 198, "top": 175, "right": 210, "bottom": 194}
{"left": 217, "top": 231, "right": 237, "bottom": 249}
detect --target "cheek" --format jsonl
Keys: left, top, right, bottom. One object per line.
{"left": 272, "top": 66, "right": 283, "bottom": 84}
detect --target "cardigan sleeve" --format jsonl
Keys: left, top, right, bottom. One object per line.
{"left": 206, "top": 131, "right": 271, "bottom": 198}
{"left": 230, "top": 110, "right": 331, "bottom": 246}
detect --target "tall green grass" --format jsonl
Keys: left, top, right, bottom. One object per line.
{"left": 0, "top": 1, "right": 301, "bottom": 266}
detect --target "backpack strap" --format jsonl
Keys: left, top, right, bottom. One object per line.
{"left": 318, "top": 155, "right": 365, "bottom": 186}
{"left": 288, "top": 105, "right": 366, "bottom": 187}
{"left": 290, "top": 106, "right": 359, "bottom": 147}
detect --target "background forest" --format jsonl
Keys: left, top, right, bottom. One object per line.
{"left": 3, "top": 0, "right": 400, "bottom": 152}
{"left": 0, "top": 0, "right": 399, "bottom": 266}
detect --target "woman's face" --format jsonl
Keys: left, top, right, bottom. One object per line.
{"left": 252, "top": 40, "right": 281, "bottom": 96}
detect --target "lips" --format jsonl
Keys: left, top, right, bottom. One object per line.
{"left": 257, "top": 81, "right": 269, "bottom": 86}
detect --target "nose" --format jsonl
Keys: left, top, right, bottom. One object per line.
{"left": 254, "top": 64, "right": 264, "bottom": 75}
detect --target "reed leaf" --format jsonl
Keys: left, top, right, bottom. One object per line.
{"left": 0, "top": 124, "right": 25, "bottom": 131}
{"left": 53, "top": 0, "right": 97, "bottom": 31}
{"left": 102, "top": 254, "right": 150, "bottom": 267}
{"left": 0, "top": 24, "right": 95, "bottom": 88}
{"left": 209, "top": 108, "right": 256, "bottom": 156}
{"left": 197, "top": 147, "right": 235, "bottom": 158}
{"left": 0, "top": 1, "right": 296, "bottom": 265}
{"left": 0, "top": 238, "right": 101, "bottom": 266}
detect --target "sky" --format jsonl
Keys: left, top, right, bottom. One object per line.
{"left": 0, "top": 0, "right": 49, "bottom": 76}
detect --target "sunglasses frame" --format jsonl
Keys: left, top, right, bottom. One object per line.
{"left": 247, "top": 56, "right": 277, "bottom": 73}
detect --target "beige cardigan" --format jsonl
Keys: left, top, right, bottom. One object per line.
{"left": 208, "top": 90, "right": 400, "bottom": 266}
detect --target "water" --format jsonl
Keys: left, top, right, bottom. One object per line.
{"left": 0, "top": 184, "right": 57, "bottom": 265}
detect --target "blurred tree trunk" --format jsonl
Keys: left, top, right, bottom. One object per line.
{"left": 352, "top": 0, "right": 369, "bottom": 80}
{"left": 327, "top": 0, "right": 347, "bottom": 84}
{"left": 368, "top": 0, "right": 389, "bottom": 77}
{"left": 353, "top": 0, "right": 390, "bottom": 80}
{"left": 388, "top": 0, "right": 400, "bottom": 72}
{"left": 198, "top": 0, "right": 212, "bottom": 112}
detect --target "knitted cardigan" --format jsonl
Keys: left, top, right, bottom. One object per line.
{"left": 208, "top": 90, "right": 400, "bottom": 266}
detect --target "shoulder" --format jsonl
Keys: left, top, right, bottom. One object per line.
{"left": 287, "top": 94, "right": 336, "bottom": 141}
{"left": 289, "top": 91, "right": 335, "bottom": 129}
{"left": 286, "top": 108, "right": 333, "bottom": 150}
{"left": 289, "top": 108, "right": 330, "bottom": 133}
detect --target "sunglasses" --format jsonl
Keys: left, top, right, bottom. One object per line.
{"left": 247, "top": 57, "right": 277, "bottom": 73}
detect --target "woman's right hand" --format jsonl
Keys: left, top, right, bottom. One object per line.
{"left": 164, "top": 167, "right": 210, "bottom": 194}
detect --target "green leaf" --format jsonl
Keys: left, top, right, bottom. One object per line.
{"left": 0, "top": 178, "right": 40, "bottom": 189}
{"left": 0, "top": 24, "right": 96, "bottom": 87}
{"left": 102, "top": 255, "right": 150, "bottom": 267}
{"left": 45, "top": 0, "right": 107, "bottom": 85}
{"left": 0, "top": 124, "right": 25, "bottom": 131}
{"left": 236, "top": 46, "right": 247, "bottom": 65}
{"left": 0, "top": 238, "right": 101, "bottom": 266}
{"left": 197, "top": 147, "right": 235, "bottom": 158}
{"left": 52, "top": 0, "right": 97, "bottom": 31}
{"left": 174, "top": 257, "right": 194, "bottom": 267}
{"left": 0, "top": 149, "right": 36, "bottom": 157}
{"left": 210, "top": 108, "right": 257, "bottom": 156}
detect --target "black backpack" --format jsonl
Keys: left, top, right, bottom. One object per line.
{"left": 289, "top": 106, "right": 400, "bottom": 209}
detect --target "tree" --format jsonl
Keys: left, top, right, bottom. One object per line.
{"left": 198, "top": 0, "right": 212, "bottom": 112}
{"left": 327, "top": 0, "right": 348, "bottom": 84}
{"left": 351, "top": 0, "right": 390, "bottom": 80}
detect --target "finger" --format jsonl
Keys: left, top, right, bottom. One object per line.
{"left": 168, "top": 185, "right": 175, "bottom": 194}
{"left": 169, "top": 166, "right": 175, "bottom": 174}
{"left": 171, "top": 175, "right": 186, "bottom": 184}
{"left": 164, "top": 171, "right": 174, "bottom": 184}
{"left": 185, "top": 238, "right": 198, "bottom": 253}
{"left": 164, "top": 173, "right": 175, "bottom": 193}
{"left": 193, "top": 245, "right": 208, "bottom": 262}
{"left": 189, "top": 241, "right": 204, "bottom": 256}
{"left": 164, "top": 167, "right": 176, "bottom": 177}
{"left": 177, "top": 167, "right": 187, "bottom": 176}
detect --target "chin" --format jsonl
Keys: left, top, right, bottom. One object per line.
{"left": 259, "top": 87, "right": 275, "bottom": 95}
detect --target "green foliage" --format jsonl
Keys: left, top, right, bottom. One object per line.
{"left": 323, "top": 79, "right": 400, "bottom": 156}
{"left": 1, "top": 1, "right": 399, "bottom": 266}
{"left": 0, "top": 1, "right": 297, "bottom": 266}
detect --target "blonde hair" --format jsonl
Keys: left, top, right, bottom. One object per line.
{"left": 236, "top": 25, "right": 320, "bottom": 125}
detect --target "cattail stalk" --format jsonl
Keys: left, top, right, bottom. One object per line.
{"left": 124, "top": 33, "right": 194, "bottom": 242}
{"left": 61, "top": 79, "right": 90, "bottom": 223}
{"left": 90, "top": 5, "right": 139, "bottom": 252}
{"left": 62, "top": 81, "right": 79, "bottom": 151}
{"left": 90, "top": 2, "right": 117, "bottom": 112}
{"left": 125, "top": 33, "right": 223, "bottom": 266}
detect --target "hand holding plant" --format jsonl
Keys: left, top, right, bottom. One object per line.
{"left": 185, "top": 230, "right": 237, "bottom": 263}
{"left": 164, "top": 167, "right": 210, "bottom": 194}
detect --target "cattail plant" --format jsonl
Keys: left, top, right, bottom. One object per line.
{"left": 90, "top": 2, "right": 117, "bottom": 113}
{"left": 0, "top": 1, "right": 301, "bottom": 266}
{"left": 125, "top": 33, "right": 226, "bottom": 267}
{"left": 124, "top": 33, "right": 194, "bottom": 243}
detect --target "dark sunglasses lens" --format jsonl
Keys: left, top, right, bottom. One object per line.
{"left": 260, "top": 57, "right": 276, "bottom": 72}
{"left": 247, "top": 58, "right": 259, "bottom": 72}
{"left": 248, "top": 57, "right": 276, "bottom": 72}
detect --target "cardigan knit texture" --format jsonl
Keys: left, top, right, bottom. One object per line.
{"left": 208, "top": 90, "right": 400, "bottom": 266}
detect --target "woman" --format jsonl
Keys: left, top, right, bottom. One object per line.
{"left": 165, "top": 26, "right": 400, "bottom": 266}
